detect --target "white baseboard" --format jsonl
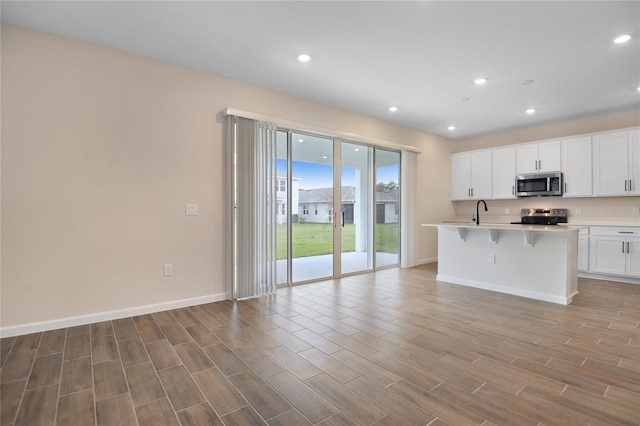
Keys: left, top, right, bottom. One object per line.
{"left": 436, "top": 274, "right": 573, "bottom": 305}
{"left": 0, "top": 292, "right": 229, "bottom": 338}
{"left": 578, "top": 272, "right": 640, "bottom": 285}
{"left": 417, "top": 257, "right": 437, "bottom": 265}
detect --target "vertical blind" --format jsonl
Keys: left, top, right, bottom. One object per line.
{"left": 226, "top": 116, "right": 278, "bottom": 299}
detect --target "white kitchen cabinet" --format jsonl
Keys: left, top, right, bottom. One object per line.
{"left": 562, "top": 136, "right": 592, "bottom": 197}
{"left": 577, "top": 228, "right": 589, "bottom": 272}
{"left": 516, "top": 140, "right": 561, "bottom": 174}
{"left": 593, "top": 129, "right": 640, "bottom": 196}
{"left": 491, "top": 146, "right": 516, "bottom": 199}
{"left": 450, "top": 150, "right": 492, "bottom": 200}
{"left": 629, "top": 238, "right": 640, "bottom": 277}
{"left": 589, "top": 227, "right": 640, "bottom": 278}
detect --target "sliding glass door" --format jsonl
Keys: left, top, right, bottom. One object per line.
{"left": 375, "top": 149, "right": 400, "bottom": 267}
{"left": 340, "top": 142, "right": 374, "bottom": 275}
{"left": 291, "top": 133, "right": 335, "bottom": 283}
{"left": 276, "top": 131, "right": 289, "bottom": 285}
{"left": 276, "top": 130, "right": 400, "bottom": 286}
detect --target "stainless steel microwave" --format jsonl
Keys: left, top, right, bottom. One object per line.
{"left": 516, "top": 172, "right": 563, "bottom": 197}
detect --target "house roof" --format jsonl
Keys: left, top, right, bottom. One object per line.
{"left": 299, "top": 186, "right": 355, "bottom": 204}
{"left": 298, "top": 186, "right": 398, "bottom": 204}
{"left": 376, "top": 190, "right": 399, "bottom": 203}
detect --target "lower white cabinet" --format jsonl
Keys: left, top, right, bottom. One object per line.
{"left": 577, "top": 228, "right": 589, "bottom": 272}
{"left": 589, "top": 227, "right": 640, "bottom": 278}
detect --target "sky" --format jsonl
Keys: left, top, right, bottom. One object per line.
{"left": 277, "top": 159, "right": 398, "bottom": 190}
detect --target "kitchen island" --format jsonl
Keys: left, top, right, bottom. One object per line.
{"left": 422, "top": 223, "right": 583, "bottom": 305}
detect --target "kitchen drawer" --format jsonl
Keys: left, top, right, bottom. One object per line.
{"left": 589, "top": 226, "right": 639, "bottom": 237}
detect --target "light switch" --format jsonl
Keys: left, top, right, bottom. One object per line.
{"left": 186, "top": 203, "right": 198, "bottom": 216}
{"left": 163, "top": 263, "right": 173, "bottom": 277}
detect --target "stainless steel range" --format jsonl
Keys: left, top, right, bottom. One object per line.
{"left": 510, "top": 208, "right": 568, "bottom": 225}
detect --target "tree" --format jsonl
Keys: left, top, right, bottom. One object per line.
{"left": 376, "top": 180, "right": 398, "bottom": 192}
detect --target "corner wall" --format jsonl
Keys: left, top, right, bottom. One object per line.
{"left": 1, "top": 25, "right": 453, "bottom": 332}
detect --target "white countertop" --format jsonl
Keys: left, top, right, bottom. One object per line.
{"left": 567, "top": 219, "right": 640, "bottom": 227}
{"left": 422, "top": 222, "right": 583, "bottom": 232}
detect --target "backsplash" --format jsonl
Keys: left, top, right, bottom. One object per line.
{"left": 453, "top": 197, "right": 640, "bottom": 225}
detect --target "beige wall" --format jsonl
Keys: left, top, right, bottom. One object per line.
{"left": 1, "top": 25, "right": 454, "bottom": 329}
{"left": 454, "top": 109, "right": 640, "bottom": 152}
{"left": 451, "top": 110, "right": 640, "bottom": 224}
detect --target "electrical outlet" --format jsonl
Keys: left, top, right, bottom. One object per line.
{"left": 575, "top": 207, "right": 582, "bottom": 216}
{"left": 504, "top": 208, "right": 510, "bottom": 215}
{"left": 632, "top": 207, "right": 640, "bottom": 216}
{"left": 163, "top": 263, "right": 173, "bottom": 277}
{"left": 488, "top": 253, "right": 496, "bottom": 264}
{"left": 186, "top": 203, "right": 198, "bottom": 216}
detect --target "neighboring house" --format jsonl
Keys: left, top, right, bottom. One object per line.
{"left": 298, "top": 186, "right": 399, "bottom": 224}
{"left": 375, "top": 190, "right": 399, "bottom": 223}
{"left": 298, "top": 186, "right": 355, "bottom": 224}
{"left": 276, "top": 176, "right": 300, "bottom": 224}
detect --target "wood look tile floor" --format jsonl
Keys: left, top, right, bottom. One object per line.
{"left": 1, "top": 263, "right": 639, "bottom": 425}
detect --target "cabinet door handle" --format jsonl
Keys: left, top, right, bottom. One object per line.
{"left": 538, "top": 160, "right": 541, "bottom": 170}
{"left": 629, "top": 180, "right": 632, "bottom": 192}
{"left": 512, "top": 185, "right": 515, "bottom": 195}
{"left": 627, "top": 241, "right": 630, "bottom": 254}
{"left": 622, "top": 241, "right": 625, "bottom": 253}
{"left": 625, "top": 180, "right": 628, "bottom": 191}
{"left": 564, "top": 183, "right": 567, "bottom": 193}
{"left": 618, "top": 231, "right": 634, "bottom": 234}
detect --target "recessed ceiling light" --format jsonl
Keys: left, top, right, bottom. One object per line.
{"left": 614, "top": 34, "right": 631, "bottom": 44}
{"left": 354, "top": 148, "right": 360, "bottom": 152}
{"left": 297, "top": 53, "right": 311, "bottom": 62}
{"left": 388, "top": 106, "right": 398, "bottom": 112}
{"left": 526, "top": 108, "right": 536, "bottom": 114}
{"left": 448, "top": 125, "right": 456, "bottom": 131}
{"left": 298, "top": 138, "right": 304, "bottom": 143}
{"left": 474, "top": 78, "right": 487, "bottom": 85}
{"left": 637, "top": 86, "right": 640, "bottom": 92}
{"left": 321, "top": 155, "right": 328, "bottom": 159}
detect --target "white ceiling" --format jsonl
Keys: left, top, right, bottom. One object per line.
{"left": 2, "top": 1, "right": 639, "bottom": 139}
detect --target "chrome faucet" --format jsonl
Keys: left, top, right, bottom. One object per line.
{"left": 476, "top": 200, "right": 488, "bottom": 225}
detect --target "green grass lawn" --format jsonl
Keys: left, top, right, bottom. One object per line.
{"left": 277, "top": 223, "right": 398, "bottom": 259}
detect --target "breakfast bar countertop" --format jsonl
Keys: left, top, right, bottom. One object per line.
{"left": 422, "top": 222, "right": 584, "bottom": 232}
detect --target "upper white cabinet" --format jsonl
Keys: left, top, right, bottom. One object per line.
{"left": 516, "top": 140, "right": 561, "bottom": 174}
{"left": 492, "top": 146, "right": 516, "bottom": 199}
{"left": 450, "top": 150, "right": 492, "bottom": 200}
{"left": 593, "top": 129, "right": 640, "bottom": 196}
{"left": 561, "top": 136, "right": 592, "bottom": 197}
{"left": 450, "top": 126, "right": 639, "bottom": 203}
